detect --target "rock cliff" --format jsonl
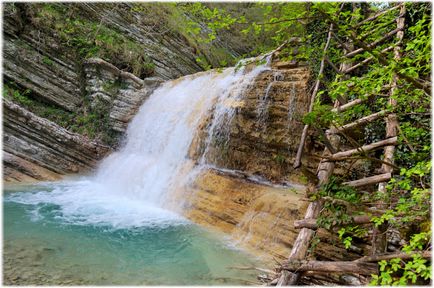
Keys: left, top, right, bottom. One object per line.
{"left": 179, "top": 169, "right": 365, "bottom": 265}
{"left": 191, "top": 57, "right": 320, "bottom": 184}
{"left": 83, "top": 58, "right": 163, "bottom": 134}
{"left": 3, "top": 100, "right": 110, "bottom": 182}
{"left": 2, "top": 3, "right": 249, "bottom": 182}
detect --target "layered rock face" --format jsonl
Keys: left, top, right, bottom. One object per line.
{"left": 180, "top": 59, "right": 335, "bottom": 264}
{"left": 3, "top": 100, "right": 111, "bottom": 182}
{"left": 182, "top": 169, "right": 364, "bottom": 264}
{"left": 184, "top": 169, "right": 305, "bottom": 262}
{"left": 192, "top": 59, "right": 319, "bottom": 184}
{"left": 83, "top": 58, "right": 163, "bottom": 134}
{"left": 3, "top": 3, "right": 247, "bottom": 182}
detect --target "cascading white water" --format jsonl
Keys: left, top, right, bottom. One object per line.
{"left": 95, "top": 58, "right": 270, "bottom": 206}
{"left": 256, "top": 71, "right": 284, "bottom": 128}
{"left": 7, "top": 58, "right": 271, "bottom": 229}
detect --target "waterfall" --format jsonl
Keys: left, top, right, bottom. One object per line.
{"left": 95, "top": 58, "right": 270, "bottom": 206}
{"left": 256, "top": 71, "right": 284, "bottom": 129}
{"left": 7, "top": 58, "right": 271, "bottom": 228}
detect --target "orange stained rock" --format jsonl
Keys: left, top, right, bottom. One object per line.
{"left": 180, "top": 169, "right": 308, "bottom": 265}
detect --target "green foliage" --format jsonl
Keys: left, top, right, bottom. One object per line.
{"left": 371, "top": 161, "right": 431, "bottom": 229}
{"left": 338, "top": 225, "right": 368, "bottom": 249}
{"left": 3, "top": 84, "right": 33, "bottom": 106}
{"left": 302, "top": 102, "right": 338, "bottom": 128}
{"left": 315, "top": 176, "right": 361, "bottom": 204}
{"left": 4, "top": 83, "right": 117, "bottom": 145}
{"left": 175, "top": 2, "right": 307, "bottom": 66}
{"left": 4, "top": 84, "right": 74, "bottom": 128}
{"left": 195, "top": 56, "right": 212, "bottom": 71}
{"left": 273, "top": 154, "right": 286, "bottom": 165}
{"left": 69, "top": 98, "right": 117, "bottom": 145}
{"left": 313, "top": 177, "right": 363, "bottom": 232}
{"left": 295, "top": 3, "right": 432, "bottom": 285}
{"left": 31, "top": 3, "right": 155, "bottom": 78}
{"left": 42, "top": 56, "right": 54, "bottom": 66}
{"left": 370, "top": 232, "right": 431, "bottom": 285}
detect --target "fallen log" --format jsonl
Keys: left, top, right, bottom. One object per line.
{"left": 343, "top": 27, "right": 402, "bottom": 58}
{"left": 353, "top": 4, "right": 403, "bottom": 28}
{"left": 329, "top": 137, "right": 398, "bottom": 161}
{"left": 328, "top": 110, "right": 390, "bottom": 134}
{"left": 283, "top": 260, "right": 378, "bottom": 275}
{"left": 343, "top": 173, "right": 391, "bottom": 188}
{"left": 294, "top": 215, "right": 371, "bottom": 229}
{"left": 355, "top": 251, "right": 432, "bottom": 263}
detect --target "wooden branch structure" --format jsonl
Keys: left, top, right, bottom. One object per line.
{"left": 355, "top": 251, "right": 432, "bottom": 263}
{"left": 283, "top": 260, "right": 378, "bottom": 275}
{"left": 273, "top": 4, "right": 431, "bottom": 286}
{"left": 293, "top": 22, "right": 335, "bottom": 169}
{"left": 343, "top": 173, "right": 392, "bottom": 188}
{"left": 343, "top": 27, "right": 402, "bottom": 58}
{"left": 329, "top": 136, "right": 397, "bottom": 161}
{"left": 329, "top": 110, "right": 390, "bottom": 134}
{"left": 294, "top": 215, "right": 371, "bottom": 229}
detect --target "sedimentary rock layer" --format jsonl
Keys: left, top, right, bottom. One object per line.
{"left": 83, "top": 58, "right": 163, "bottom": 133}
{"left": 182, "top": 169, "right": 364, "bottom": 264}
{"left": 191, "top": 60, "right": 320, "bottom": 183}
{"left": 3, "top": 100, "right": 111, "bottom": 182}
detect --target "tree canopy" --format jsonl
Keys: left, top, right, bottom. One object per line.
{"left": 184, "top": 2, "right": 431, "bottom": 285}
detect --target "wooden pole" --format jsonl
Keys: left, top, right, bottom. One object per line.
{"left": 293, "top": 22, "right": 335, "bottom": 169}
{"left": 294, "top": 215, "right": 371, "bottom": 229}
{"left": 283, "top": 260, "right": 378, "bottom": 275}
{"left": 343, "top": 27, "right": 402, "bottom": 58}
{"left": 343, "top": 173, "right": 392, "bottom": 188}
{"left": 372, "top": 3, "right": 405, "bottom": 256}
{"left": 355, "top": 251, "right": 432, "bottom": 263}
{"left": 329, "top": 136, "right": 397, "bottom": 161}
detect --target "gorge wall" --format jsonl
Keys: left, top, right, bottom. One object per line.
{"left": 3, "top": 100, "right": 110, "bottom": 182}
{"left": 2, "top": 3, "right": 250, "bottom": 182}
{"left": 190, "top": 57, "right": 320, "bottom": 183}
{"left": 182, "top": 169, "right": 367, "bottom": 266}
{"left": 3, "top": 3, "right": 321, "bottom": 184}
